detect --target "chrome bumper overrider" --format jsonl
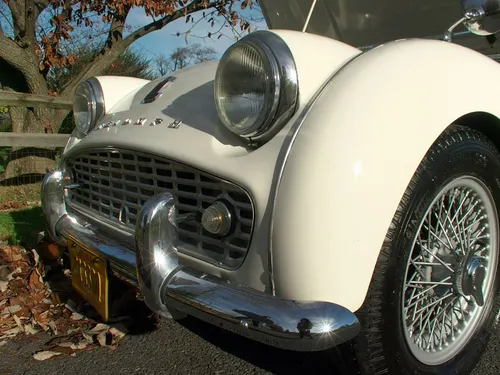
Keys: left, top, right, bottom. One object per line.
{"left": 41, "top": 170, "right": 361, "bottom": 351}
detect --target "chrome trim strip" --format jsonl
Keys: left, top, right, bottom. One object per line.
{"left": 136, "top": 193, "right": 360, "bottom": 351}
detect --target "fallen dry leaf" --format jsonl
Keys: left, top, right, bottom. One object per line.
{"left": 33, "top": 350, "right": 63, "bottom": 361}
{"left": 37, "top": 240, "right": 63, "bottom": 262}
{"left": 0, "top": 240, "right": 154, "bottom": 361}
{"left": 0, "top": 201, "right": 41, "bottom": 212}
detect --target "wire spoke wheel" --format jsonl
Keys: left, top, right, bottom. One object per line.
{"left": 402, "top": 176, "right": 499, "bottom": 365}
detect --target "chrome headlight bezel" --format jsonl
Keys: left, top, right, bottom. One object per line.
{"left": 73, "top": 77, "right": 105, "bottom": 136}
{"left": 214, "top": 31, "right": 299, "bottom": 144}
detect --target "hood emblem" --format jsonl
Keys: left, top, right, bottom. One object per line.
{"left": 168, "top": 119, "right": 182, "bottom": 129}
{"left": 150, "top": 118, "right": 163, "bottom": 126}
{"left": 95, "top": 117, "right": 182, "bottom": 130}
{"left": 135, "top": 118, "right": 147, "bottom": 126}
{"left": 141, "top": 76, "right": 177, "bottom": 104}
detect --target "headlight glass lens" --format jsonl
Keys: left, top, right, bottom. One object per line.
{"left": 214, "top": 41, "right": 279, "bottom": 137}
{"left": 214, "top": 31, "right": 299, "bottom": 143}
{"left": 73, "top": 78, "right": 104, "bottom": 135}
{"left": 73, "top": 82, "right": 94, "bottom": 134}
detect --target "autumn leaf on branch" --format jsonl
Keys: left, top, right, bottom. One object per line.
{"left": 12, "top": 0, "right": 259, "bottom": 77}
{"left": 0, "top": 0, "right": 262, "bottom": 136}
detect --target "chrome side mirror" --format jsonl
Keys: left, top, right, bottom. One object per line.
{"left": 461, "top": 0, "right": 500, "bottom": 36}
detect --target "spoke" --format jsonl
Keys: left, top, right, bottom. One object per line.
{"left": 463, "top": 212, "right": 484, "bottom": 234}
{"left": 438, "top": 303, "right": 448, "bottom": 347}
{"left": 410, "top": 258, "right": 428, "bottom": 279}
{"left": 433, "top": 195, "right": 447, "bottom": 242}
{"left": 433, "top": 209, "right": 454, "bottom": 250}
{"left": 413, "top": 292, "right": 454, "bottom": 315}
{"left": 450, "top": 190, "right": 470, "bottom": 226}
{"left": 414, "top": 295, "right": 455, "bottom": 346}
{"left": 413, "top": 261, "right": 452, "bottom": 267}
{"left": 408, "top": 280, "right": 453, "bottom": 286}
{"left": 451, "top": 191, "right": 471, "bottom": 249}
{"left": 428, "top": 303, "right": 444, "bottom": 350}
{"left": 456, "top": 201, "right": 480, "bottom": 231}
{"left": 421, "top": 226, "right": 454, "bottom": 252}
{"left": 413, "top": 294, "right": 454, "bottom": 343}
{"left": 418, "top": 241, "right": 455, "bottom": 273}
{"left": 406, "top": 278, "right": 451, "bottom": 303}
{"left": 444, "top": 190, "right": 462, "bottom": 246}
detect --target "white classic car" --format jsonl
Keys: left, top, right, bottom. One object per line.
{"left": 41, "top": 0, "right": 500, "bottom": 373}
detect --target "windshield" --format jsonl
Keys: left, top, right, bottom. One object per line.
{"left": 260, "top": 0, "right": 463, "bottom": 47}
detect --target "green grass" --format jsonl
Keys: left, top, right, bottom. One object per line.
{"left": 0, "top": 183, "right": 44, "bottom": 247}
{"left": 0, "top": 183, "right": 41, "bottom": 204}
{"left": 0, "top": 206, "right": 44, "bottom": 247}
{"left": 0, "top": 211, "right": 15, "bottom": 240}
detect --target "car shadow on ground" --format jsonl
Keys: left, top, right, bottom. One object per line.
{"left": 175, "top": 315, "right": 352, "bottom": 375}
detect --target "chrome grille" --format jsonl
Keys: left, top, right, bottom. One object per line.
{"left": 65, "top": 149, "right": 254, "bottom": 269}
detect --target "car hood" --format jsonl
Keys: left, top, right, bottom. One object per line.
{"left": 260, "top": 0, "right": 463, "bottom": 47}
{"left": 62, "top": 60, "right": 281, "bottom": 187}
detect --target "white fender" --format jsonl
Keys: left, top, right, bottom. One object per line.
{"left": 95, "top": 75, "right": 150, "bottom": 113}
{"left": 272, "top": 38, "right": 500, "bottom": 312}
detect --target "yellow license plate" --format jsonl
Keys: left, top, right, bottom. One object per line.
{"left": 68, "top": 237, "right": 109, "bottom": 321}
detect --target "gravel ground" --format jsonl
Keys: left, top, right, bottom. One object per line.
{"left": 1, "top": 313, "right": 499, "bottom": 375}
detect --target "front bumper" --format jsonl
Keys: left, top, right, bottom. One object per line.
{"left": 41, "top": 170, "right": 360, "bottom": 351}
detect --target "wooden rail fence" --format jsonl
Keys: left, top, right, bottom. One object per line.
{"left": 0, "top": 90, "right": 72, "bottom": 147}
{"left": 0, "top": 90, "right": 73, "bottom": 184}
{"left": 0, "top": 133, "right": 70, "bottom": 147}
{"left": 0, "top": 91, "right": 72, "bottom": 110}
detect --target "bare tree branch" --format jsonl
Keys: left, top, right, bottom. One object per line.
{"left": 60, "top": 0, "right": 72, "bottom": 22}
{"left": 60, "top": 5, "right": 132, "bottom": 95}
{"left": 123, "top": 1, "right": 217, "bottom": 46}
{"left": 0, "top": 33, "right": 45, "bottom": 95}
{"left": 0, "top": 34, "right": 27, "bottom": 70}
{"left": 61, "top": 1, "right": 220, "bottom": 95}
{"left": 24, "top": 0, "right": 39, "bottom": 47}
{"left": 34, "top": 0, "right": 50, "bottom": 11}
{"left": 0, "top": 7, "right": 15, "bottom": 37}
{"left": 6, "top": 0, "right": 25, "bottom": 41}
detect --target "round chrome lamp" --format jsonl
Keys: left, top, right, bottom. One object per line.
{"left": 201, "top": 201, "right": 233, "bottom": 236}
{"left": 73, "top": 77, "right": 105, "bottom": 136}
{"left": 214, "top": 31, "right": 299, "bottom": 144}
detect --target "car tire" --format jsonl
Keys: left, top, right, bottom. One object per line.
{"left": 345, "top": 124, "right": 500, "bottom": 374}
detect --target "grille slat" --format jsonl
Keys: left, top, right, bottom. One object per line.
{"left": 67, "top": 149, "right": 254, "bottom": 269}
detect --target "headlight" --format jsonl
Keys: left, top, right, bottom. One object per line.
{"left": 214, "top": 31, "right": 298, "bottom": 143}
{"left": 73, "top": 78, "right": 105, "bottom": 135}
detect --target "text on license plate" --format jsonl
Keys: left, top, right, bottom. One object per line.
{"left": 68, "top": 237, "right": 109, "bottom": 321}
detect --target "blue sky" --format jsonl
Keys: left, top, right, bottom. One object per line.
{"left": 0, "top": 2, "right": 267, "bottom": 63}
{"left": 125, "top": 5, "right": 267, "bottom": 59}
